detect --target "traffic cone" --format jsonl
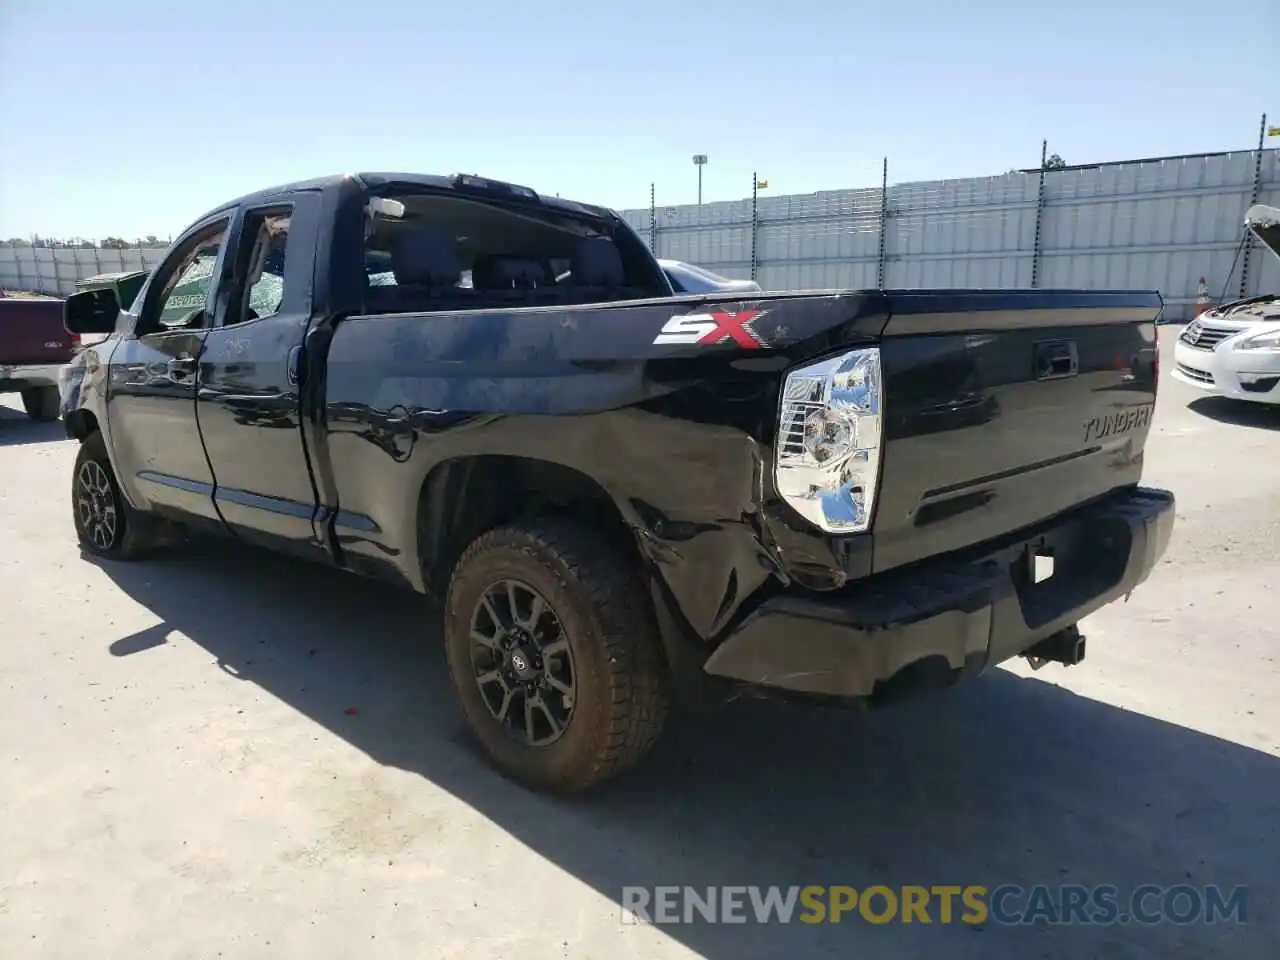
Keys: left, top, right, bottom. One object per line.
{"left": 1195, "top": 277, "right": 1213, "bottom": 317}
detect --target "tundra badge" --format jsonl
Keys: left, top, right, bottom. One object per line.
{"left": 1082, "top": 403, "right": 1154, "bottom": 444}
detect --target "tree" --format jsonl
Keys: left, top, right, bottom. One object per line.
{"left": 1044, "top": 153, "right": 1067, "bottom": 170}
{"left": 101, "top": 237, "right": 129, "bottom": 249}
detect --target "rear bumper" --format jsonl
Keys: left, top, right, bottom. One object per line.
{"left": 0, "top": 362, "right": 64, "bottom": 390}
{"left": 703, "top": 486, "right": 1175, "bottom": 699}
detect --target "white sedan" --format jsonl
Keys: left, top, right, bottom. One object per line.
{"left": 657, "top": 259, "right": 762, "bottom": 295}
{"left": 552, "top": 259, "right": 761, "bottom": 295}
{"left": 1171, "top": 204, "right": 1280, "bottom": 405}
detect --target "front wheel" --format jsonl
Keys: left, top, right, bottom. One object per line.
{"left": 72, "top": 433, "right": 172, "bottom": 559}
{"left": 443, "top": 519, "right": 670, "bottom": 793}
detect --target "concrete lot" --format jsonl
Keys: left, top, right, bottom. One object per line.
{"left": 1, "top": 331, "right": 1277, "bottom": 959}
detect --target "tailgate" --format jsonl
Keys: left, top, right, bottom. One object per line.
{"left": 872, "top": 291, "right": 1161, "bottom": 573}
{"left": 0, "top": 298, "right": 74, "bottom": 365}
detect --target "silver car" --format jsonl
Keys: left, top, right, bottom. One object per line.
{"left": 657, "top": 259, "right": 762, "bottom": 295}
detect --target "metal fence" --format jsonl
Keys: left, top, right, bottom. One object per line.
{"left": 620, "top": 147, "right": 1279, "bottom": 323}
{"left": 3, "top": 144, "right": 1276, "bottom": 324}
{"left": 0, "top": 245, "right": 168, "bottom": 298}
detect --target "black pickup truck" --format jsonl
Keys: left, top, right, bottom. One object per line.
{"left": 62, "top": 172, "right": 1174, "bottom": 792}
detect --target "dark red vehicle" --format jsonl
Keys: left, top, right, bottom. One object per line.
{"left": 0, "top": 295, "right": 77, "bottom": 420}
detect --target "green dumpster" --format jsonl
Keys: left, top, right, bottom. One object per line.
{"left": 75, "top": 270, "right": 148, "bottom": 312}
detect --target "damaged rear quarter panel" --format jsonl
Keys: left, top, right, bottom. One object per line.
{"left": 320, "top": 292, "right": 888, "bottom": 640}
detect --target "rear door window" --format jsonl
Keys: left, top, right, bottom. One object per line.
{"left": 224, "top": 208, "right": 293, "bottom": 325}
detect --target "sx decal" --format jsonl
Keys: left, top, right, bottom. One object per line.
{"left": 652, "top": 310, "right": 770, "bottom": 349}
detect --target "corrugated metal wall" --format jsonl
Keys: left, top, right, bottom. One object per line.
{"left": 621, "top": 149, "right": 1279, "bottom": 322}
{"left": 2, "top": 150, "right": 1275, "bottom": 322}
{"left": 0, "top": 246, "right": 167, "bottom": 297}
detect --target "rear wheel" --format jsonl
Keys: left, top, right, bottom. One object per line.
{"left": 22, "top": 385, "right": 60, "bottom": 421}
{"left": 72, "top": 433, "right": 172, "bottom": 559}
{"left": 443, "top": 519, "right": 669, "bottom": 793}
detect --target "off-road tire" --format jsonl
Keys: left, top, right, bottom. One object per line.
{"left": 22, "top": 385, "right": 60, "bottom": 421}
{"left": 443, "top": 519, "right": 670, "bottom": 794}
{"left": 72, "top": 432, "right": 173, "bottom": 560}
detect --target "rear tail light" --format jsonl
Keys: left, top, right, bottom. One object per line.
{"left": 1154, "top": 324, "right": 1160, "bottom": 385}
{"left": 775, "top": 347, "right": 884, "bottom": 534}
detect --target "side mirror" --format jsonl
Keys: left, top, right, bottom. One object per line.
{"left": 64, "top": 288, "right": 121, "bottom": 336}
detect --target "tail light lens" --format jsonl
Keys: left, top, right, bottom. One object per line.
{"left": 1154, "top": 323, "right": 1160, "bottom": 385}
{"left": 775, "top": 347, "right": 884, "bottom": 534}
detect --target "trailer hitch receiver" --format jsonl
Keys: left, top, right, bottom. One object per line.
{"left": 1023, "top": 624, "right": 1087, "bottom": 670}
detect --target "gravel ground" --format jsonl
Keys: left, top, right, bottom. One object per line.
{"left": 1, "top": 331, "right": 1277, "bottom": 959}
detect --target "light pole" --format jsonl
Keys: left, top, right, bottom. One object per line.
{"left": 692, "top": 154, "right": 708, "bottom": 205}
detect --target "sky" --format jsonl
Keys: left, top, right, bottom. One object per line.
{"left": 0, "top": 0, "right": 1274, "bottom": 240}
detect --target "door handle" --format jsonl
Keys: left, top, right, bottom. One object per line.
{"left": 168, "top": 357, "right": 197, "bottom": 381}
{"left": 287, "top": 345, "right": 302, "bottom": 385}
{"left": 1033, "top": 340, "right": 1079, "bottom": 381}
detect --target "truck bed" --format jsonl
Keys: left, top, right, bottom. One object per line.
{"left": 321, "top": 286, "right": 1162, "bottom": 599}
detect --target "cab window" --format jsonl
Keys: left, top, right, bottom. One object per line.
{"left": 225, "top": 208, "right": 292, "bottom": 325}
{"left": 142, "top": 220, "right": 230, "bottom": 332}
{"left": 361, "top": 190, "right": 667, "bottom": 313}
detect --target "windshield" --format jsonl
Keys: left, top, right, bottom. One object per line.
{"left": 1246, "top": 204, "right": 1280, "bottom": 263}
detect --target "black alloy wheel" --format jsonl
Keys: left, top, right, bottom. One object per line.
{"left": 469, "top": 578, "right": 577, "bottom": 746}
{"left": 75, "top": 457, "right": 119, "bottom": 550}
{"left": 71, "top": 432, "right": 174, "bottom": 560}
{"left": 442, "top": 519, "right": 670, "bottom": 793}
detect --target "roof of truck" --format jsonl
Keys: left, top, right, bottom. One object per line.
{"left": 205, "top": 173, "right": 610, "bottom": 221}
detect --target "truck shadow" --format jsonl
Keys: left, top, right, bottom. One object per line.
{"left": 0, "top": 406, "right": 66, "bottom": 446}
{"left": 1187, "top": 396, "right": 1280, "bottom": 431}
{"left": 92, "top": 538, "right": 1276, "bottom": 959}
